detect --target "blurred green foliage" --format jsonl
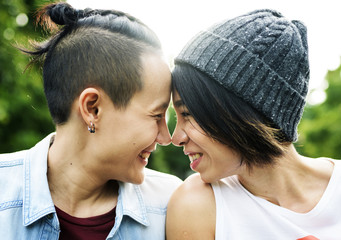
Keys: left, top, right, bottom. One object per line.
{"left": 295, "top": 65, "right": 341, "bottom": 159}
{"left": 0, "top": 0, "right": 55, "bottom": 153}
{"left": 0, "top": 0, "right": 340, "bottom": 180}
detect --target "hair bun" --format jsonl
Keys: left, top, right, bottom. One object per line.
{"left": 47, "top": 3, "right": 80, "bottom": 26}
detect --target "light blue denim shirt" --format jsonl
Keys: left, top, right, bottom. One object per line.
{"left": 0, "top": 133, "right": 182, "bottom": 239}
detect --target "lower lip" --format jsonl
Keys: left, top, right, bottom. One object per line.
{"left": 138, "top": 155, "right": 148, "bottom": 166}
{"left": 190, "top": 156, "right": 202, "bottom": 171}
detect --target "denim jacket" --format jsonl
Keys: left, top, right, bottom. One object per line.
{"left": 0, "top": 133, "right": 182, "bottom": 239}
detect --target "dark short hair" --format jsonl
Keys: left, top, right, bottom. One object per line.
{"left": 22, "top": 3, "right": 162, "bottom": 124}
{"left": 172, "top": 63, "right": 287, "bottom": 169}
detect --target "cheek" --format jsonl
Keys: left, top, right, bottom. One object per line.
{"left": 186, "top": 125, "right": 211, "bottom": 146}
{"left": 203, "top": 140, "right": 240, "bottom": 164}
{"left": 214, "top": 149, "right": 242, "bottom": 172}
{"left": 132, "top": 121, "right": 159, "bottom": 145}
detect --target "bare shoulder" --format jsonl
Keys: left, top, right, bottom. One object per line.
{"left": 166, "top": 173, "right": 215, "bottom": 240}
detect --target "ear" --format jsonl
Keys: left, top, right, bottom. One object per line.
{"left": 78, "top": 88, "right": 101, "bottom": 125}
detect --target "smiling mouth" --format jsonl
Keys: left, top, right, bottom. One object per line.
{"left": 188, "top": 153, "right": 202, "bottom": 164}
{"left": 139, "top": 151, "right": 151, "bottom": 159}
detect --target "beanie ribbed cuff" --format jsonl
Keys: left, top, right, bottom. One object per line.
{"left": 175, "top": 30, "right": 306, "bottom": 141}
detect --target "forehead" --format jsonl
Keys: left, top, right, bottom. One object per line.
{"left": 140, "top": 52, "right": 170, "bottom": 85}
{"left": 172, "top": 91, "right": 184, "bottom": 108}
{"left": 129, "top": 53, "right": 171, "bottom": 110}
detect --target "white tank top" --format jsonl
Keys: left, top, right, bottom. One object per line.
{"left": 211, "top": 159, "right": 341, "bottom": 240}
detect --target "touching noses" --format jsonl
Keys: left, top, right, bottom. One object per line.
{"left": 156, "top": 118, "right": 171, "bottom": 146}
{"left": 171, "top": 121, "right": 188, "bottom": 147}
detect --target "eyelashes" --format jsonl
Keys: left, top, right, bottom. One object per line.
{"left": 181, "top": 112, "right": 191, "bottom": 118}
{"left": 153, "top": 114, "right": 163, "bottom": 120}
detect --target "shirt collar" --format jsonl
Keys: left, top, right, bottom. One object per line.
{"left": 23, "top": 133, "right": 56, "bottom": 226}
{"left": 22, "top": 133, "right": 151, "bottom": 227}
{"left": 117, "top": 180, "right": 150, "bottom": 227}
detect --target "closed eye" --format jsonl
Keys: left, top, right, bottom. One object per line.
{"left": 181, "top": 112, "right": 191, "bottom": 118}
{"left": 153, "top": 114, "right": 163, "bottom": 120}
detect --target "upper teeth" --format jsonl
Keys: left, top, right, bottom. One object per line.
{"left": 189, "top": 153, "right": 201, "bottom": 163}
{"left": 139, "top": 152, "right": 150, "bottom": 159}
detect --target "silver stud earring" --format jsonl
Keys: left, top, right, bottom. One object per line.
{"left": 88, "top": 121, "right": 95, "bottom": 133}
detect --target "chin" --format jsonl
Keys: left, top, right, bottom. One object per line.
{"left": 132, "top": 177, "right": 144, "bottom": 185}
{"left": 130, "top": 171, "right": 145, "bottom": 185}
{"left": 199, "top": 173, "right": 217, "bottom": 184}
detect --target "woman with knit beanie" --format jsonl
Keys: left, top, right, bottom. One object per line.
{"left": 167, "top": 9, "right": 340, "bottom": 239}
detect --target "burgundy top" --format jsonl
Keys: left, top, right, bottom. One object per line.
{"left": 55, "top": 206, "right": 116, "bottom": 240}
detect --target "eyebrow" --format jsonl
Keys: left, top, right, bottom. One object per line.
{"left": 154, "top": 102, "right": 170, "bottom": 112}
{"left": 173, "top": 99, "right": 184, "bottom": 108}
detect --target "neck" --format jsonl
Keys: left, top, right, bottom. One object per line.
{"left": 47, "top": 128, "right": 118, "bottom": 218}
{"left": 238, "top": 144, "right": 333, "bottom": 213}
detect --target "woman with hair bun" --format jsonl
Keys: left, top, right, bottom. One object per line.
{"left": 0, "top": 2, "right": 181, "bottom": 239}
{"left": 166, "top": 9, "right": 341, "bottom": 240}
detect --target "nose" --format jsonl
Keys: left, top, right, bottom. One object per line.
{"left": 156, "top": 117, "right": 171, "bottom": 146}
{"left": 171, "top": 121, "right": 188, "bottom": 147}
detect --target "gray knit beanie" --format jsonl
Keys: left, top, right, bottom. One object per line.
{"left": 175, "top": 9, "right": 309, "bottom": 142}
